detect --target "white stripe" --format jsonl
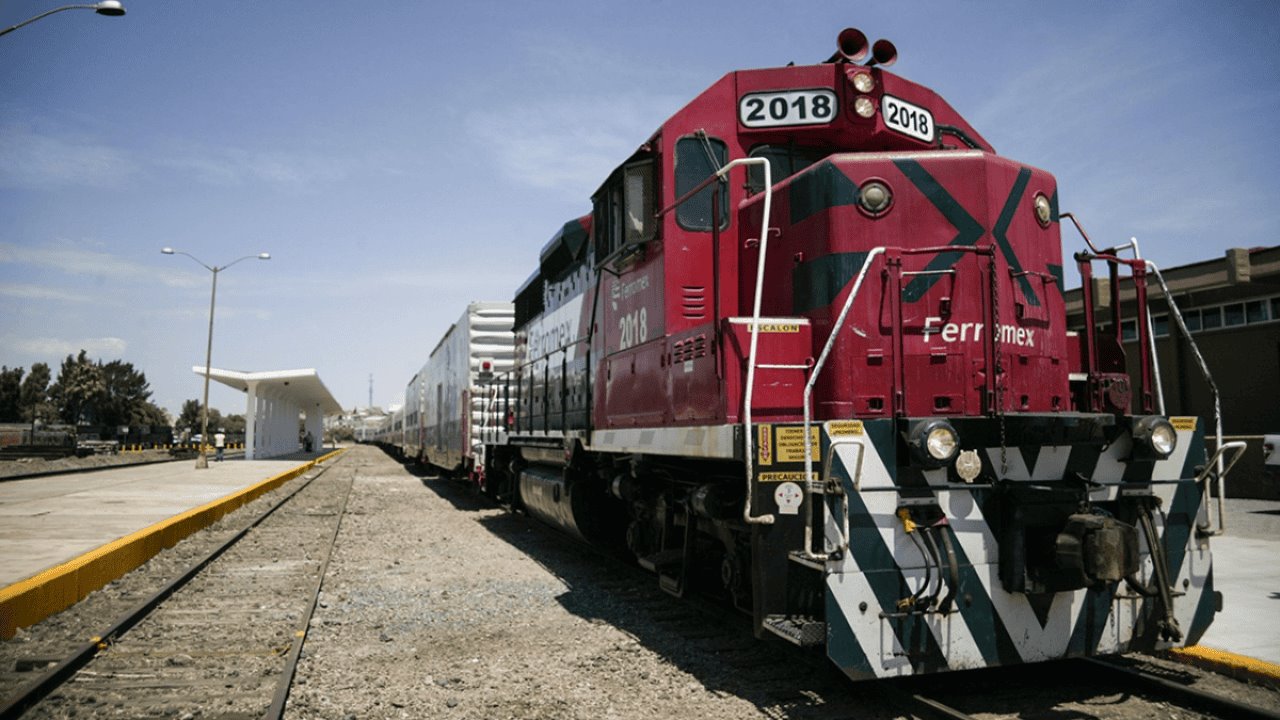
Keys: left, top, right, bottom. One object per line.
{"left": 585, "top": 425, "right": 738, "bottom": 458}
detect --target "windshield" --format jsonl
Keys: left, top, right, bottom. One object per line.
{"left": 747, "top": 145, "right": 829, "bottom": 193}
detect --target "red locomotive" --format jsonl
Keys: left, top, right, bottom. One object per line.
{"left": 435, "top": 28, "right": 1233, "bottom": 680}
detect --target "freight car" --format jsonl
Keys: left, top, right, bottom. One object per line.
{"left": 410, "top": 28, "right": 1246, "bottom": 681}
{"left": 401, "top": 302, "right": 515, "bottom": 483}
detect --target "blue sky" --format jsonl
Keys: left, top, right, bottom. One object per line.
{"left": 1, "top": 1, "right": 1277, "bottom": 418}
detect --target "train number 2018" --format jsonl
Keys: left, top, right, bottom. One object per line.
{"left": 739, "top": 90, "right": 838, "bottom": 128}
{"left": 881, "top": 94, "right": 935, "bottom": 142}
{"left": 618, "top": 308, "right": 648, "bottom": 351}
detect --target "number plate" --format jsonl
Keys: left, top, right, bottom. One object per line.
{"left": 739, "top": 89, "right": 838, "bottom": 128}
{"left": 881, "top": 94, "right": 934, "bottom": 142}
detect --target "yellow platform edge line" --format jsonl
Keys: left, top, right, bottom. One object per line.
{"left": 1166, "top": 645, "right": 1280, "bottom": 686}
{"left": 0, "top": 449, "right": 346, "bottom": 639}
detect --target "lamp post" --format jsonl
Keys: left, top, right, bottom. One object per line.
{"left": 0, "top": 1, "right": 125, "bottom": 38}
{"left": 163, "top": 248, "right": 270, "bottom": 468}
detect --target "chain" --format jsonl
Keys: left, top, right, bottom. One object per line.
{"left": 991, "top": 255, "right": 1008, "bottom": 476}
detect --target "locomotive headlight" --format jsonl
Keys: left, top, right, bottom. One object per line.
{"left": 1133, "top": 416, "right": 1178, "bottom": 460}
{"left": 851, "top": 72, "right": 875, "bottom": 93}
{"left": 854, "top": 96, "right": 876, "bottom": 118}
{"left": 909, "top": 419, "right": 959, "bottom": 466}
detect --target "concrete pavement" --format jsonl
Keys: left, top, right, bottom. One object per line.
{"left": 0, "top": 451, "right": 339, "bottom": 637}
{"left": 1194, "top": 498, "right": 1280, "bottom": 666}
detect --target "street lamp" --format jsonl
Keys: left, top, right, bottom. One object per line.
{"left": 162, "top": 247, "right": 270, "bottom": 469}
{"left": 0, "top": 1, "right": 126, "bottom": 38}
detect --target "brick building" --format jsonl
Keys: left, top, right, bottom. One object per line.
{"left": 1064, "top": 246, "right": 1279, "bottom": 495}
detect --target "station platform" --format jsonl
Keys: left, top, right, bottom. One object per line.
{"left": 1187, "top": 498, "right": 1280, "bottom": 671}
{"left": 0, "top": 451, "right": 339, "bottom": 637}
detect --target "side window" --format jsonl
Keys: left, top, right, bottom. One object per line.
{"left": 675, "top": 135, "right": 728, "bottom": 231}
{"left": 594, "top": 157, "right": 658, "bottom": 263}
{"left": 624, "top": 160, "right": 655, "bottom": 245}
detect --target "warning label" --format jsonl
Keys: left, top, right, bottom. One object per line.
{"left": 758, "top": 471, "right": 818, "bottom": 483}
{"left": 1170, "top": 417, "right": 1198, "bottom": 431}
{"left": 775, "top": 426, "right": 819, "bottom": 463}
{"left": 757, "top": 424, "right": 772, "bottom": 466}
{"left": 827, "top": 420, "right": 865, "bottom": 437}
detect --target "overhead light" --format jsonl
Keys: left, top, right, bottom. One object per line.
{"left": 95, "top": 1, "right": 126, "bottom": 16}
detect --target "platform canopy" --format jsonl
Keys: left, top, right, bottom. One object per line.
{"left": 193, "top": 367, "right": 343, "bottom": 459}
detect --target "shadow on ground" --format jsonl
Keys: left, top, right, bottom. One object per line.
{"left": 368, "top": 446, "right": 1236, "bottom": 719}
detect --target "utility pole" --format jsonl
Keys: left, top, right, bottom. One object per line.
{"left": 368, "top": 374, "right": 373, "bottom": 410}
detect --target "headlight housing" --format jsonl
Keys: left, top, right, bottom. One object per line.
{"left": 1133, "top": 416, "right": 1178, "bottom": 460}
{"left": 909, "top": 419, "right": 959, "bottom": 467}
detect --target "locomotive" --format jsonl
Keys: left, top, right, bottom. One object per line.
{"left": 411, "top": 28, "right": 1238, "bottom": 681}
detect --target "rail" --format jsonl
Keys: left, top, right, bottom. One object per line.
{"left": 1196, "top": 440, "right": 1247, "bottom": 535}
{"left": 1143, "top": 259, "right": 1235, "bottom": 529}
{"left": 1062, "top": 215, "right": 1240, "bottom": 532}
{"left": 658, "top": 154, "right": 775, "bottom": 525}
{"left": 0, "top": 453, "right": 347, "bottom": 719}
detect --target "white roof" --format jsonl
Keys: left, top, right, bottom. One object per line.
{"left": 192, "top": 367, "right": 344, "bottom": 415}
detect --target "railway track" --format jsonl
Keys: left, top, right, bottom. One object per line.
{"left": 879, "top": 656, "right": 1280, "bottom": 720}
{"left": 0, "top": 453, "right": 352, "bottom": 719}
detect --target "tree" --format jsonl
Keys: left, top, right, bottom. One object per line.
{"left": 0, "top": 366, "right": 22, "bottom": 422}
{"left": 222, "top": 414, "right": 246, "bottom": 435}
{"left": 177, "top": 399, "right": 202, "bottom": 435}
{"left": 20, "top": 362, "right": 51, "bottom": 424}
{"left": 132, "top": 401, "right": 170, "bottom": 431}
{"left": 48, "top": 351, "right": 106, "bottom": 425}
{"left": 98, "top": 360, "right": 154, "bottom": 429}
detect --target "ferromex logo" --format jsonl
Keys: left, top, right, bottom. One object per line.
{"left": 922, "top": 316, "right": 1036, "bottom": 348}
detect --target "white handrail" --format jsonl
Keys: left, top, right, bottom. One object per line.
{"left": 723, "top": 158, "right": 776, "bottom": 525}
{"left": 1195, "top": 440, "right": 1247, "bottom": 535}
{"left": 802, "top": 249, "right": 885, "bottom": 486}
{"left": 1143, "top": 260, "right": 1228, "bottom": 492}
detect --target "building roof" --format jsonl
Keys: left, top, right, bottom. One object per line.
{"left": 192, "top": 367, "right": 344, "bottom": 416}
{"left": 1065, "top": 245, "right": 1280, "bottom": 313}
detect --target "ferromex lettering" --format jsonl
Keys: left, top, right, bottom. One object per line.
{"left": 923, "top": 316, "right": 1036, "bottom": 348}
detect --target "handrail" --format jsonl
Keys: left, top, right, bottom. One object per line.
{"left": 1062, "top": 215, "right": 1237, "bottom": 530}
{"left": 800, "top": 244, "right": 993, "bottom": 488}
{"left": 802, "top": 248, "right": 884, "bottom": 498}
{"left": 1144, "top": 259, "right": 1234, "bottom": 514}
{"left": 797, "top": 437, "right": 861, "bottom": 562}
{"left": 660, "top": 156, "right": 775, "bottom": 525}
{"left": 1195, "top": 440, "right": 1247, "bottom": 535}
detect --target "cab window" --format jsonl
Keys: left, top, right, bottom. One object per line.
{"left": 674, "top": 135, "right": 728, "bottom": 231}
{"left": 747, "top": 145, "right": 829, "bottom": 193}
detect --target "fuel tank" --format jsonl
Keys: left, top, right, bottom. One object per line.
{"left": 519, "top": 465, "right": 587, "bottom": 541}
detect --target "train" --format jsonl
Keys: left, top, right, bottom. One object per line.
{"left": 376, "top": 28, "right": 1244, "bottom": 681}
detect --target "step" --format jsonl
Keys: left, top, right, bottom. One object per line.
{"left": 637, "top": 548, "right": 683, "bottom": 574}
{"left": 788, "top": 551, "right": 825, "bottom": 571}
{"left": 762, "top": 614, "right": 827, "bottom": 647}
